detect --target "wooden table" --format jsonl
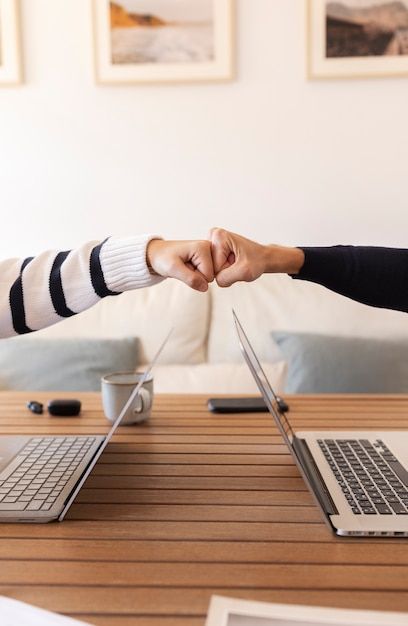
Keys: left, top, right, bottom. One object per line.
{"left": 0, "top": 392, "right": 408, "bottom": 625}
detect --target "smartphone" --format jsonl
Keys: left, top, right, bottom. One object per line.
{"left": 207, "top": 397, "right": 268, "bottom": 414}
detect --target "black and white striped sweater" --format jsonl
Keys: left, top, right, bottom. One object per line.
{"left": 0, "top": 234, "right": 161, "bottom": 338}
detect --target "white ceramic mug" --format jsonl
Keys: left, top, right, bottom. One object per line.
{"left": 101, "top": 372, "right": 154, "bottom": 425}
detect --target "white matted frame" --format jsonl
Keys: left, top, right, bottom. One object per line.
{"left": 93, "top": 0, "right": 234, "bottom": 84}
{"left": 0, "top": 0, "right": 22, "bottom": 85}
{"left": 205, "top": 595, "right": 408, "bottom": 626}
{"left": 308, "top": 0, "right": 408, "bottom": 79}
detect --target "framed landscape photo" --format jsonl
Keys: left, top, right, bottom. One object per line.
{"left": 93, "top": 0, "right": 234, "bottom": 84}
{"left": 308, "top": 0, "right": 408, "bottom": 78}
{"left": 0, "top": 0, "right": 22, "bottom": 85}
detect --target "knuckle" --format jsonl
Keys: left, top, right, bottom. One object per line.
{"left": 211, "top": 227, "right": 225, "bottom": 242}
{"left": 197, "top": 240, "right": 211, "bottom": 255}
{"left": 217, "top": 279, "right": 229, "bottom": 288}
{"left": 216, "top": 273, "right": 228, "bottom": 288}
{"left": 189, "top": 275, "right": 201, "bottom": 289}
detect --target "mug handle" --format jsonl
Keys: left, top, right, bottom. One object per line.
{"left": 132, "top": 388, "right": 152, "bottom": 415}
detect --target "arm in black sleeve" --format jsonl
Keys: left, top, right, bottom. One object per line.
{"left": 292, "top": 246, "right": 408, "bottom": 313}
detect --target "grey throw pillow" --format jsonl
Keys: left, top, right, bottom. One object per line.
{"left": 0, "top": 337, "right": 139, "bottom": 392}
{"left": 272, "top": 331, "right": 408, "bottom": 394}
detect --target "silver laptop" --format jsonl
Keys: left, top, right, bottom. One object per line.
{"left": 0, "top": 331, "right": 171, "bottom": 523}
{"left": 234, "top": 311, "right": 408, "bottom": 537}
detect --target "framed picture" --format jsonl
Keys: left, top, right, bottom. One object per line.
{"left": 308, "top": 0, "right": 408, "bottom": 79}
{"left": 205, "top": 595, "right": 408, "bottom": 626}
{"left": 0, "top": 0, "right": 22, "bottom": 85}
{"left": 93, "top": 0, "right": 234, "bottom": 84}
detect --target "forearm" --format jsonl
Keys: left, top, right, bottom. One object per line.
{"left": 264, "top": 245, "right": 305, "bottom": 275}
{"left": 292, "top": 245, "right": 408, "bottom": 313}
{"left": 0, "top": 234, "right": 162, "bottom": 338}
{"left": 262, "top": 243, "right": 408, "bottom": 312}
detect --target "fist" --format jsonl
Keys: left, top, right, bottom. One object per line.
{"left": 147, "top": 239, "right": 214, "bottom": 292}
{"left": 209, "top": 228, "right": 269, "bottom": 288}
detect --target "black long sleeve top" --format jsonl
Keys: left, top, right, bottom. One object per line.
{"left": 293, "top": 246, "right": 408, "bottom": 313}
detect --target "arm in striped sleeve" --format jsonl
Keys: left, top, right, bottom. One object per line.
{"left": 0, "top": 235, "right": 162, "bottom": 338}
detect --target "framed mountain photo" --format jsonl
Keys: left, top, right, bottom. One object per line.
{"left": 93, "top": 0, "right": 234, "bottom": 84}
{"left": 0, "top": 0, "right": 22, "bottom": 85}
{"left": 308, "top": 0, "right": 408, "bottom": 78}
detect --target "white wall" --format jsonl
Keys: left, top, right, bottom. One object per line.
{"left": 1, "top": 0, "right": 408, "bottom": 260}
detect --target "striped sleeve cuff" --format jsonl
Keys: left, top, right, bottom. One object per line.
{"left": 100, "top": 235, "right": 165, "bottom": 293}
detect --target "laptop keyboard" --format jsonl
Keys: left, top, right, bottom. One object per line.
{"left": 318, "top": 439, "right": 408, "bottom": 515}
{"left": 0, "top": 436, "right": 97, "bottom": 512}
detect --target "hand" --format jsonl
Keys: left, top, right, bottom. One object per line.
{"left": 209, "top": 228, "right": 305, "bottom": 288}
{"left": 209, "top": 228, "right": 268, "bottom": 288}
{"left": 147, "top": 239, "right": 214, "bottom": 292}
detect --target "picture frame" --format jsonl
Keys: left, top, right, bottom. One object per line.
{"left": 93, "top": 0, "right": 234, "bottom": 84}
{"left": 0, "top": 0, "right": 22, "bottom": 85}
{"left": 308, "top": 0, "right": 408, "bottom": 79}
{"left": 205, "top": 595, "right": 408, "bottom": 626}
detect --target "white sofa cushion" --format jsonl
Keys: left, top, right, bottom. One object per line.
{"left": 151, "top": 361, "right": 287, "bottom": 395}
{"left": 208, "top": 274, "right": 408, "bottom": 364}
{"left": 32, "top": 280, "right": 210, "bottom": 365}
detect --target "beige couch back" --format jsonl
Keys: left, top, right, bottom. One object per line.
{"left": 208, "top": 274, "right": 408, "bottom": 363}
{"left": 33, "top": 275, "right": 408, "bottom": 365}
{"left": 34, "top": 280, "right": 210, "bottom": 365}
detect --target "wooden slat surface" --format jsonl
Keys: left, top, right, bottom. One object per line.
{"left": 0, "top": 392, "right": 407, "bottom": 625}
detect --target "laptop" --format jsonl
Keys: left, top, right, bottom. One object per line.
{"left": 0, "top": 330, "right": 171, "bottom": 523}
{"left": 233, "top": 311, "right": 408, "bottom": 537}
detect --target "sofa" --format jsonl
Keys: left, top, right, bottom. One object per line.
{"left": 2, "top": 273, "right": 408, "bottom": 395}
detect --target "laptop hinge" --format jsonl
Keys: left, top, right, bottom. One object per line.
{"left": 292, "top": 436, "right": 338, "bottom": 516}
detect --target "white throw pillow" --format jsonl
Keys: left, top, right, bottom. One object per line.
{"left": 30, "top": 280, "right": 210, "bottom": 365}
{"left": 151, "top": 361, "right": 287, "bottom": 395}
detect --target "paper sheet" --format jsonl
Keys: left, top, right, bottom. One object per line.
{"left": 0, "top": 596, "right": 91, "bottom": 626}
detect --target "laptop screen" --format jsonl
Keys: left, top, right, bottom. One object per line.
{"left": 59, "top": 328, "right": 172, "bottom": 521}
{"left": 233, "top": 310, "right": 295, "bottom": 447}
